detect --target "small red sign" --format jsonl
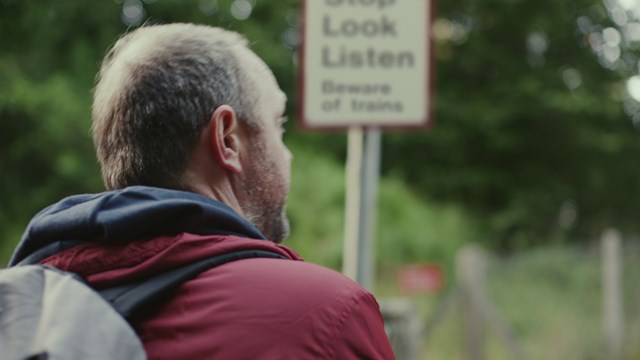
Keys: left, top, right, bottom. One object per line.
{"left": 397, "top": 264, "right": 444, "bottom": 294}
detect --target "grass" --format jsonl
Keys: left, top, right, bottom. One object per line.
{"left": 379, "top": 243, "right": 640, "bottom": 360}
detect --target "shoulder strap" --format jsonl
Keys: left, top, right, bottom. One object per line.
{"left": 0, "top": 265, "right": 148, "bottom": 360}
{"left": 98, "top": 249, "right": 288, "bottom": 321}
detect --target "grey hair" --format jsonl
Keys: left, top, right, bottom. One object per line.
{"left": 92, "top": 23, "right": 260, "bottom": 190}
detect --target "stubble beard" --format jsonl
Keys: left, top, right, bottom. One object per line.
{"left": 239, "top": 141, "right": 290, "bottom": 243}
{"left": 240, "top": 175, "right": 290, "bottom": 243}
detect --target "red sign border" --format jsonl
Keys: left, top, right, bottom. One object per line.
{"left": 296, "top": 0, "right": 437, "bottom": 132}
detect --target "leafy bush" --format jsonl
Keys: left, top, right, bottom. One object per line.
{"left": 286, "top": 143, "right": 480, "bottom": 279}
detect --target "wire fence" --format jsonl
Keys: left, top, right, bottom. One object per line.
{"left": 382, "top": 231, "right": 640, "bottom": 360}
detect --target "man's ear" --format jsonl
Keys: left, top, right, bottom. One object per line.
{"left": 209, "top": 105, "right": 242, "bottom": 173}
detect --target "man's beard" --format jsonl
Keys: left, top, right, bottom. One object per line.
{"left": 247, "top": 201, "right": 289, "bottom": 243}
{"left": 238, "top": 143, "right": 290, "bottom": 243}
{"left": 240, "top": 178, "right": 290, "bottom": 243}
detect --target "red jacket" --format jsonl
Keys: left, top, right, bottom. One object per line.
{"left": 11, "top": 187, "right": 394, "bottom": 359}
{"left": 41, "top": 233, "right": 395, "bottom": 359}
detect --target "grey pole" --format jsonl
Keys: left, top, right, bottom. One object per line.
{"left": 357, "top": 128, "right": 381, "bottom": 290}
{"left": 342, "top": 127, "right": 382, "bottom": 291}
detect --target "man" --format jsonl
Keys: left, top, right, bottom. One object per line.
{"left": 9, "top": 23, "right": 395, "bottom": 359}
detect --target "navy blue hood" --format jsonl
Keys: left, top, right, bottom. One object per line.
{"left": 9, "top": 186, "right": 266, "bottom": 266}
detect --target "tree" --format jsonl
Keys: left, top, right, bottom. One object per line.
{"left": 382, "top": 0, "right": 640, "bottom": 249}
{"left": 1, "top": 0, "right": 639, "bottom": 264}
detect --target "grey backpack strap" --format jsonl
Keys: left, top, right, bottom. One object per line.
{"left": 98, "top": 249, "right": 288, "bottom": 320}
{"left": 0, "top": 265, "right": 147, "bottom": 360}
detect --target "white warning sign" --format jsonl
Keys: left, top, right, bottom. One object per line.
{"left": 298, "top": 0, "right": 433, "bottom": 129}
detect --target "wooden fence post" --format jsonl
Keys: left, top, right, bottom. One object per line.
{"left": 457, "top": 245, "right": 487, "bottom": 360}
{"left": 380, "top": 299, "right": 423, "bottom": 360}
{"left": 602, "top": 228, "right": 624, "bottom": 360}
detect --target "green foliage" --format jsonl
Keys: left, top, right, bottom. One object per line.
{"left": 0, "top": 0, "right": 300, "bottom": 264}
{"left": 484, "top": 245, "right": 640, "bottom": 359}
{"left": 285, "top": 143, "right": 347, "bottom": 269}
{"left": 286, "top": 143, "right": 479, "bottom": 273}
{"left": 376, "top": 178, "right": 474, "bottom": 270}
{"left": 2, "top": 0, "right": 640, "bottom": 265}
{"left": 0, "top": 60, "right": 102, "bottom": 262}
{"left": 382, "top": 0, "right": 640, "bottom": 249}
{"left": 420, "top": 244, "right": 640, "bottom": 359}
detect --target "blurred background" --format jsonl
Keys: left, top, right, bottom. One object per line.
{"left": 2, "top": 0, "right": 640, "bottom": 358}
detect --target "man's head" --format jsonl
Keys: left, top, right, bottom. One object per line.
{"left": 92, "top": 23, "right": 291, "bottom": 242}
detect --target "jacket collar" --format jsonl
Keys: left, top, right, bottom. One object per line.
{"left": 10, "top": 186, "right": 265, "bottom": 266}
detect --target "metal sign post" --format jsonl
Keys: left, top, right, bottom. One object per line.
{"left": 343, "top": 127, "right": 363, "bottom": 283}
{"left": 298, "top": 0, "right": 433, "bottom": 287}
{"left": 343, "top": 127, "right": 381, "bottom": 289}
